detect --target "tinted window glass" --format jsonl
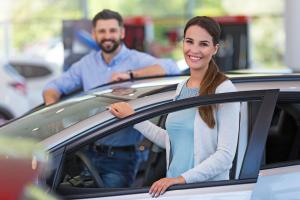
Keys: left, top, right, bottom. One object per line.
{"left": 0, "top": 85, "right": 174, "bottom": 143}
{"left": 10, "top": 62, "right": 52, "bottom": 78}
{"left": 0, "top": 95, "right": 120, "bottom": 142}
{"left": 262, "top": 102, "right": 300, "bottom": 166}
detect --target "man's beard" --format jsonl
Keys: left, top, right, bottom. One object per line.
{"left": 97, "top": 39, "right": 121, "bottom": 53}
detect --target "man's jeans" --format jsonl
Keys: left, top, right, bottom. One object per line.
{"left": 86, "top": 147, "right": 139, "bottom": 188}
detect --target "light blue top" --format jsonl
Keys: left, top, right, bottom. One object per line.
{"left": 134, "top": 79, "right": 240, "bottom": 183}
{"left": 44, "top": 44, "right": 180, "bottom": 94}
{"left": 166, "top": 82, "right": 199, "bottom": 178}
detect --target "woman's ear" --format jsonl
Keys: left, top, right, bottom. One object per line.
{"left": 213, "top": 44, "right": 219, "bottom": 55}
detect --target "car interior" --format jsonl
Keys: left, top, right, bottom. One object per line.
{"left": 56, "top": 115, "right": 168, "bottom": 195}
{"left": 263, "top": 102, "right": 300, "bottom": 165}
{"left": 246, "top": 99, "right": 300, "bottom": 167}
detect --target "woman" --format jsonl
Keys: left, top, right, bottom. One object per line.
{"left": 110, "top": 16, "right": 240, "bottom": 197}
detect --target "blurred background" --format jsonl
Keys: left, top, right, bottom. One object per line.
{"left": 0, "top": 0, "right": 298, "bottom": 123}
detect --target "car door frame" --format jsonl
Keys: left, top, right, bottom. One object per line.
{"left": 52, "top": 89, "right": 279, "bottom": 199}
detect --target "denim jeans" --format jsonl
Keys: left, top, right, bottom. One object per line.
{"left": 86, "top": 147, "right": 139, "bottom": 188}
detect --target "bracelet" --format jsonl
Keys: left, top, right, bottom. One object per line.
{"left": 128, "top": 70, "right": 134, "bottom": 80}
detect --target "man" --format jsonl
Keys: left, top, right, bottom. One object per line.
{"left": 43, "top": 9, "right": 179, "bottom": 187}
{"left": 43, "top": 9, "right": 179, "bottom": 105}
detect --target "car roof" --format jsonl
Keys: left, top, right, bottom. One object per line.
{"left": 59, "top": 71, "right": 300, "bottom": 99}
{"left": 85, "top": 73, "right": 300, "bottom": 97}
{"left": 41, "top": 73, "right": 300, "bottom": 150}
{"left": 2, "top": 73, "right": 300, "bottom": 151}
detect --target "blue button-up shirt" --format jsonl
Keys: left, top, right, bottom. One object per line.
{"left": 44, "top": 44, "right": 180, "bottom": 94}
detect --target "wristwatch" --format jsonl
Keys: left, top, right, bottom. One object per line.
{"left": 127, "top": 70, "right": 134, "bottom": 80}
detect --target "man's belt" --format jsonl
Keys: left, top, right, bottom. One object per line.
{"left": 94, "top": 144, "right": 136, "bottom": 153}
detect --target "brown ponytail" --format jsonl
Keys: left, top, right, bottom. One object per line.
{"left": 198, "top": 59, "right": 228, "bottom": 128}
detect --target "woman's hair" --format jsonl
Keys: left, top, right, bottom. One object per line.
{"left": 184, "top": 16, "right": 228, "bottom": 128}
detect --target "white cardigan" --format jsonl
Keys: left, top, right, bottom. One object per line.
{"left": 134, "top": 79, "right": 240, "bottom": 183}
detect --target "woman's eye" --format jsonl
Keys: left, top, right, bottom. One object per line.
{"left": 200, "top": 43, "right": 209, "bottom": 47}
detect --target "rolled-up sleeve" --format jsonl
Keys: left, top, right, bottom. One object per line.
{"left": 43, "top": 63, "right": 82, "bottom": 95}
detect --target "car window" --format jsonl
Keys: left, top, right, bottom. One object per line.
{"left": 0, "top": 87, "right": 174, "bottom": 143}
{"left": 0, "top": 96, "right": 121, "bottom": 142}
{"left": 56, "top": 97, "right": 271, "bottom": 197}
{"left": 260, "top": 101, "right": 300, "bottom": 167}
{"left": 9, "top": 62, "right": 52, "bottom": 78}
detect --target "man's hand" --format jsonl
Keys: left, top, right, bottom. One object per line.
{"left": 111, "top": 72, "right": 130, "bottom": 82}
{"left": 43, "top": 89, "right": 61, "bottom": 106}
{"left": 149, "top": 176, "right": 186, "bottom": 197}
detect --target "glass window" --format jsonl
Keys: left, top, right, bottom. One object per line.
{"left": 261, "top": 102, "right": 300, "bottom": 166}
{"left": 0, "top": 95, "right": 120, "bottom": 142}
{"left": 0, "top": 87, "right": 173, "bottom": 143}
{"left": 10, "top": 63, "right": 52, "bottom": 78}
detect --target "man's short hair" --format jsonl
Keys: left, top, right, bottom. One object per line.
{"left": 92, "top": 9, "right": 123, "bottom": 27}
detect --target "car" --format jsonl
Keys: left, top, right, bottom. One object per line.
{"left": 8, "top": 57, "right": 61, "bottom": 108}
{"left": 0, "top": 136, "right": 59, "bottom": 200}
{"left": 0, "top": 62, "right": 30, "bottom": 125}
{"left": 1, "top": 74, "right": 300, "bottom": 200}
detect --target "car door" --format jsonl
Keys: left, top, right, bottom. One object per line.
{"left": 53, "top": 89, "right": 279, "bottom": 200}
{"left": 250, "top": 92, "right": 300, "bottom": 200}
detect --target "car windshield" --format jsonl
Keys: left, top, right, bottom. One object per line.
{"left": 0, "top": 84, "right": 173, "bottom": 143}
{"left": 0, "top": 95, "right": 119, "bottom": 142}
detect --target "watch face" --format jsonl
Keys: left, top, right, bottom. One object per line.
{"left": 111, "top": 87, "right": 136, "bottom": 96}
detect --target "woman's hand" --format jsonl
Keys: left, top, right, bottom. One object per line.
{"left": 109, "top": 102, "right": 135, "bottom": 118}
{"left": 149, "top": 176, "right": 186, "bottom": 197}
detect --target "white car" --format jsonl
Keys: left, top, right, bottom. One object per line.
{"left": 0, "top": 62, "right": 30, "bottom": 125}
{"left": 1, "top": 74, "right": 300, "bottom": 199}
{"left": 8, "top": 57, "right": 61, "bottom": 108}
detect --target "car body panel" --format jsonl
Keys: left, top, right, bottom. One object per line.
{"left": 81, "top": 183, "right": 254, "bottom": 200}
{"left": 252, "top": 165, "right": 300, "bottom": 199}
{"left": 235, "top": 81, "right": 300, "bottom": 92}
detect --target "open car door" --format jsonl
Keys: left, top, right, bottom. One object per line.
{"left": 57, "top": 89, "right": 279, "bottom": 200}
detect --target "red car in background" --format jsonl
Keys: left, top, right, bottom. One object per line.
{"left": 0, "top": 137, "right": 58, "bottom": 200}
